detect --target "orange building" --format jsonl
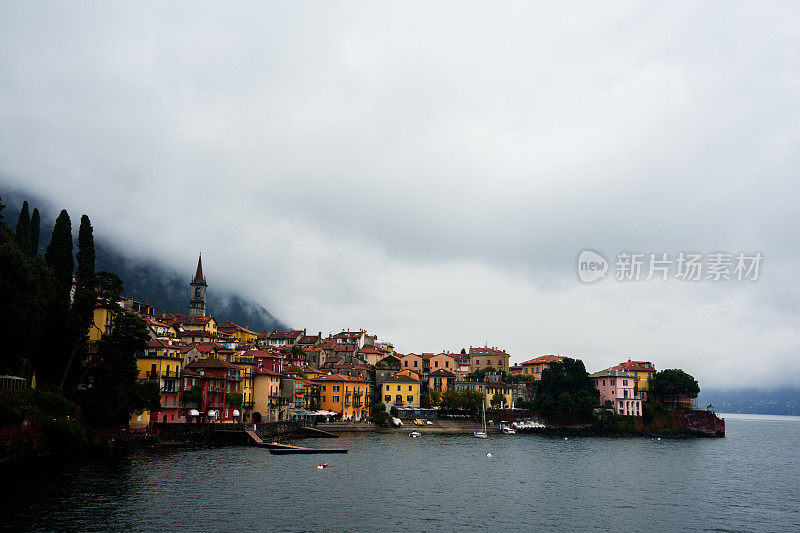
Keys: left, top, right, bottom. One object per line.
{"left": 311, "top": 374, "right": 372, "bottom": 421}
{"left": 520, "top": 355, "right": 566, "bottom": 380}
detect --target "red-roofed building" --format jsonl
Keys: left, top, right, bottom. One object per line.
{"left": 520, "top": 355, "right": 566, "bottom": 380}
{"left": 609, "top": 359, "right": 657, "bottom": 401}
{"left": 251, "top": 349, "right": 284, "bottom": 374}
{"left": 311, "top": 373, "right": 373, "bottom": 420}
{"left": 267, "top": 329, "right": 304, "bottom": 347}
{"left": 181, "top": 357, "right": 242, "bottom": 423}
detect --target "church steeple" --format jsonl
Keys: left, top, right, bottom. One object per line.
{"left": 189, "top": 253, "right": 207, "bottom": 317}
{"left": 194, "top": 254, "right": 204, "bottom": 282}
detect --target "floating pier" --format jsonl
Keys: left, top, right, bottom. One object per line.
{"left": 246, "top": 430, "right": 348, "bottom": 454}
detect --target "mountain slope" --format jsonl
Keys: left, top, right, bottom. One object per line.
{"left": 1, "top": 186, "right": 288, "bottom": 332}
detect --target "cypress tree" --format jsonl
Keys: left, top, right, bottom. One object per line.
{"left": 45, "top": 209, "right": 74, "bottom": 310}
{"left": 15, "top": 201, "right": 31, "bottom": 252}
{"left": 74, "top": 214, "right": 96, "bottom": 330}
{"left": 61, "top": 214, "right": 96, "bottom": 393}
{"left": 30, "top": 208, "right": 40, "bottom": 256}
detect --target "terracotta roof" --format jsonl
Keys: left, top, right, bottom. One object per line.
{"left": 521, "top": 355, "right": 565, "bottom": 365}
{"left": 249, "top": 349, "right": 285, "bottom": 359}
{"left": 611, "top": 361, "right": 656, "bottom": 373}
{"left": 358, "top": 346, "right": 385, "bottom": 355}
{"left": 310, "top": 373, "right": 371, "bottom": 384}
{"left": 269, "top": 330, "right": 304, "bottom": 340}
{"left": 185, "top": 358, "right": 238, "bottom": 370}
{"left": 428, "top": 369, "right": 456, "bottom": 378}
{"left": 146, "top": 339, "right": 177, "bottom": 349}
{"left": 334, "top": 344, "right": 357, "bottom": 352}
{"left": 297, "top": 335, "right": 321, "bottom": 344}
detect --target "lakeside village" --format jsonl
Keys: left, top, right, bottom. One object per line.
{"left": 0, "top": 199, "right": 723, "bottom": 461}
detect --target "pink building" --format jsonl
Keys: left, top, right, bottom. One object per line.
{"left": 590, "top": 369, "right": 641, "bottom": 416}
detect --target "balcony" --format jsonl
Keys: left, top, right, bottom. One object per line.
{"left": 183, "top": 401, "right": 199, "bottom": 409}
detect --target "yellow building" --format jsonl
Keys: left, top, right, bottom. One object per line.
{"left": 469, "top": 346, "right": 510, "bottom": 373}
{"left": 173, "top": 315, "right": 218, "bottom": 335}
{"left": 229, "top": 352, "right": 255, "bottom": 421}
{"left": 219, "top": 321, "right": 259, "bottom": 344}
{"left": 252, "top": 370, "right": 286, "bottom": 423}
{"left": 380, "top": 375, "right": 421, "bottom": 411}
{"left": 130, "top": 339, "right": 183, "bottom": 427}
{"left": 89, "top": 305, "right": 115, "bottom": 342}
{"left": 610, "top": 360, "right": 657, "bottom": 401}
{"left": 312, "top": 374, "right": 372, "bottom": 421}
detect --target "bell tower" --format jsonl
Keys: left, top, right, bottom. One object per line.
{"left": 189, "top": 253, "right": 207, "bottom": 317}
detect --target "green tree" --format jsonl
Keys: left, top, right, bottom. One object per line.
{"left": 491, "top": 393, "right": 505, "bottom": 408}
{"left": 60, "top": 215, "right": 97, "bottom": 392}
{"left": 0, "top": 223, "right": 52, "bottom": 376}
{"left": 74, "top": 311, "right": 152, "bottom": 426}
{"left": 29, "top": 208, "right": 40, "bottom": 256}
{"left": 15, "top": 201, "right": 31, "bottom": 254}
{"left": 533, "top": 358, "right": 599, "bottom": 421}
{"left": 650, "top": 369, "right": 700, "bottom": 410}
{"left": 226, "top": 392, "right": 243, "bottom": 409}
{"left": 372, "top": 402, "right": 386, "bottom": 413}
{"left": 44, "top": 209, "right": 74, "bottom": 310}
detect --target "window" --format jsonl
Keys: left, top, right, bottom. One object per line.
{"left": 333, "top": 386, "right": 340, "bottom": 392}
{"left": 623, "top": 380, "right": 628, "bottom": 386}
{"left": 397, "top": 385, "right": 401, "bottom": 391}
{"left": 321, "top": 396, "right": 325, "bottom": 402}
{"left": 404, "top": 361, "right": 408, "bottom": 367}
{"left": 396, "top": 395, "right": 402, "bottom": 403}
{"left": 476, "top": 359, "right": 480, "bottom": 365}
{"left": 407, "top": 395, "right": 413, "bottom": 403}
{"left": 413, "top": 361, "right": 418, "bottom": 368}
{"left": 384, "top": 395, "right": 391, "bottom": 402}
{"left": 333, "top": 396, "right": 339, "bottom": 403}
{"left": 435, "top": 361, "right": 439, "bottom": 368}
{"left": 385, "top": 385, "right": 390, "bottom": 391}
{"left": 408, "top": 386, "right": 412, "bottom": 391}
{"left": 322, "top": 385, "right": 326, "bottom": 391}
{"left": 445, "top": 361, "right": 449, "bottom": 368}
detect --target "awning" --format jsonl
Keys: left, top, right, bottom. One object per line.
{"left": 189, "top": 409, "right": 200, "bottom": 416}
{"left": 232, "top": 410, "right": 240, "bottom": 417}
{"left": 208, "top": 410, "right": 216, "bottom": 417}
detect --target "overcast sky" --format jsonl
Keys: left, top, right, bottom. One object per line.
{"left": 1, "top": 2, "right": 799, "bottom": 390}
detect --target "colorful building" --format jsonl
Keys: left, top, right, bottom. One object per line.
{"left": 520, "top": 354, "right": 566, "bottom": 380}
{"left": 312, "top": 374, "right": 372, "bottom": 421}
{"left": 469, "top": 346, "right": 510, "bottom": 373}
{"left": 252, "top": 370, "right": 286, "bottom": 423}
{"left": 427, "top": 369, "right": 456, "bottom": 392}
{"left": 134, "top": 338, "right": 184, "bottom": 424}
{"left": 610, "top": 359, "right": 657, "bottom": 401}
{"left": 182, "top": 358, "right": 242, "bottom": 422}
{"left": 591, "top": 369, "right": 641, "bottom": 416}
{"left": 380, "top": 374, "right": 421, "bottom": 411}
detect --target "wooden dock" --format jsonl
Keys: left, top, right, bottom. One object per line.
{"left": 246, "top": 430, "right": 348, "bottom": 454}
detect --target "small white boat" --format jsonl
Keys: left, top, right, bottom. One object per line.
{"left": 410, "top": 431, "right": 421, "bottom": 438}
{"left": 500, "top": 421, "right": 516, "bottom": 434}
{"left": 474, "top": 403, "right": 488, "bottom": 438}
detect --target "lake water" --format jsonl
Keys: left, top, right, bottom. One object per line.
{"left": 3, "top": 414, "right": 800, "bottom": 532}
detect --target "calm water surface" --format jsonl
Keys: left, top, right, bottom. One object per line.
{"left": 3, "top": 414, "right": 800, "bottom": 532}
